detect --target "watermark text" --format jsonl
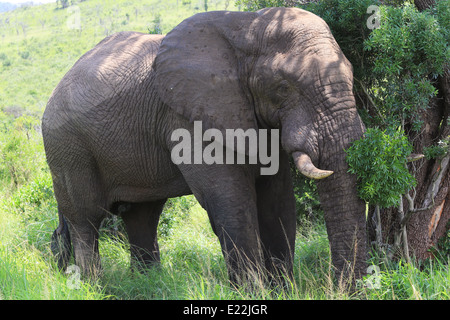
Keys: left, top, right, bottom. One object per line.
{"left": 170, "top": 121, "right": 280, "bottom": 175}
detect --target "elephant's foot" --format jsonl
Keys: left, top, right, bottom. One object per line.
{"left": 129, "top": 245, "right": 161, "bottom": 273}
{"left": 120, "top": 200, "right": 166, "bottom": 273}
{"left": 51, "top": 216, "right": 72, "bottom": 271}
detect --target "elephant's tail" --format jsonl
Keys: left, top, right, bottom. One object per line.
{"left": 51, "top": 214, "right": 72, "bottom": 271}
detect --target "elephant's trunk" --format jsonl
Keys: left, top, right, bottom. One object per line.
{"left": 317, "top": 162, "right": 367, "bottom": 284}
{"left": 290, "top": 103, "right": 367, "bottom": 285}
{"left": 315, "top": 109, "right": 367, "bottom": 284}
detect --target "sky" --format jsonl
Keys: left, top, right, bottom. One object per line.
{"left": 6, "top": 0, "right": 56, "bottom": 3}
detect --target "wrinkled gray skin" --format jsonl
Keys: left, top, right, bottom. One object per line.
{"left": 42, "top": 8, "right": 367, "bottom": 284}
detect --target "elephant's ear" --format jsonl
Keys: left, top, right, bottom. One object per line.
{"left": 153, "top": 11, "right": 259, "bottom": 133}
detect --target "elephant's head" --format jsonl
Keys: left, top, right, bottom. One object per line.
{"left": 154, "top": 8, "right": 367, "bottom": 281}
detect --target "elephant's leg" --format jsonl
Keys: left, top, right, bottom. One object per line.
{"left": 51, "top": 213, "right": 72, "bottom": 271}
{"left": 120, "top": 199, "right": 166, "bottom": 270}
{"left": 51, "top": 165, "right": 106, "bottom": 277}
{"left": 179, "top": 164, "right": 261, "bottom": 284}
{"left": 70, "top": 218, "right": 103, "bottom": 276}
{"left": 256, "top": 151, "right": 296, "bottom": 280}
{"left": 210, "top": 196, "right": 262, "bottom": 284}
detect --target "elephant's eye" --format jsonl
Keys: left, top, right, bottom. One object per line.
{"left": 277, "top": 81, "right": 290, "bottom": 98}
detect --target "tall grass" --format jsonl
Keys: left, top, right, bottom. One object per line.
{"left": 0, "top": 198, "right": 107, "bottom": 299}
{"left": 359, "top": 256, "right": 450, "bottom": 300}
{"left": 1, "top": 171, "right": 450, "bottom": 300}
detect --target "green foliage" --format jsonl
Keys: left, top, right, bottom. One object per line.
{"left": 0, "top": 114, "right": 46, "bottom": 192}
{"left": 158, "top": 196, "right": 198, "bottom": 238}
{"left": 363, "top": 3, "right": 449, "bottom": 129}
{"left": 8, "top": 174, "right": 54, "bottom": 212}
{"left": 236, "top": 0, "right": 287, "bottom": 11}
{"left": 424, "top": 136, "right": 450, "bottom": 160}
{"left": 346, "top": 128, "right": 416, "bottom": 208}
{"left": 436, "top": 222, "right": 450, "bottom": 259}
{"left": 304, "top": 0, "right": 379, "bottom": 81}
{"left": 0, "top": 52, "right": 12, "bottom": 67}
{"left": 147, "top": 13, "right": 162, "bottom": 34}
{"left": 290, "top": 163, "right": 323, "bottom": 225}
{"left": 434, "top": 0, "right": 450, "bottom": 44}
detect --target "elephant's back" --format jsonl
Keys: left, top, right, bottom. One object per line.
{"left": 68, "top": 31, "right": 163, "bottom": 93}
{"left": 43, "top": 32, "right": 163, "bottom": 133}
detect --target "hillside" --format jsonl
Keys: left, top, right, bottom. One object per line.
{"left": 0, "top": 0, "right": 236, "bottom": 117}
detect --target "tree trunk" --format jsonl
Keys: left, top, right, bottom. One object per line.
{"left": 414, "top": 0, "right": 436, "bottom": 11}
{"left": 406, "top": 85, "right": 449, "bottom": 259}
{"left": 380, "top": 0, "right": 450, "bottom": 260}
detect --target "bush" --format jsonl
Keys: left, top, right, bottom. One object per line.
{"left": 236, "top": 0, "right": 287, "bottom": 11}
{"left": 8, "top": 174, "right": 54, "bottom": 213}
{"left": 158, "top": 196, "right": 198, "bottom": 238}
{"left": 346, "top": 127, "right": 416, "bottom": 208}
{"left": 0, "top": 114, "right": 46, "bottom": 192}
{"left": 147, "top": 13, "right": 162, "bottom": 34}
{"left": 304, "top": 0, "right": 379, "bottom": 81}
{"left": 290, "top": 163, "right": 323, "bottom": 225}
{"left": 423, "top": 136, "right": 450, "bottom": 160}
{"left": 434, "top": 0, "right": 450, "bottom": 44}
{"left": 364, "top": 3, "right": 449, "bottom": 130}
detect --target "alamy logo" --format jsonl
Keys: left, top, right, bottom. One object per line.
{"left": 367, "top": 5, "right": 381, "bottom": 30}
{"left": 170, "top": 121, "right": 280, "bottom": 175}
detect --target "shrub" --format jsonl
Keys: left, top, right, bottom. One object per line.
{"left": 290, "top": 163, "right": 323, "bottom": 225}
{"left": 236, "top": 0, "right": 287, "bottom": 11}
{"left": 147, "top": 13, "right": 162, "bottom": 34}
{"left": 9, "top": 174, "right": 54, "bottom": 213}
{"left": 19, "top": 51, "right": 30, "bottom": 60}
{"left": 346, "top": 127, "right": 416, "bottom": 208}
{"left": 304, "top": 0, "right": 379, "bottom": 81}
{"left": 423, "top": 136, "right": 450, "bottom": 160}
{"left": 158, "top": 196, "right": 197, "bottom": 238}
{"left": 0, "top": 114, "right": 46, "bottom": 191}
{"left": 364, "top": 3, "right": 449, "bottom": 130}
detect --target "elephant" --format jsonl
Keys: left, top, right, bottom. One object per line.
{"left": 42, "top": 7, "right": 367, "bottom": 285}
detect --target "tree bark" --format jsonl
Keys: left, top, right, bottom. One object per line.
{"left": 414, "top": 0, "right": 436, "bottom": 11}
{"left": 380, "top": 0, "right": 450, "bottom": 260}
{"left": 406, "top": 98, "right": 449, "bottom": 259}
{"left": 406, "top": 0, "right": 449, "bottom": 260}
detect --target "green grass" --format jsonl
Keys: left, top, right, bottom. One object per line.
{"left": 360, "top": 257, "right": 450, "bottom": 300}
{"left": 0, "top": 193, "right": 107, "bottom": 299}
{"left": 2, "top": 165, "right": 449, "bottom": 300}
{"left": 1, "top": 169, "right": 450, "bottom": 300}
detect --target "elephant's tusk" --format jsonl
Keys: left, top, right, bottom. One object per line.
{"left": 293, "top": 152, "right": 334, "bottom": 180}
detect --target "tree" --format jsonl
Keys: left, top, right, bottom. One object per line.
{"left": 324, "top": 0, "right": 449, "bottom": 261}
{"left": 414, "top": 0, "right": 436, "bottom": 10}
{"left": 57, "top": 0, "right": 70, "bottom": 9}
{"left": 381, "top": 0, "right": 450, "bottom": 261}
